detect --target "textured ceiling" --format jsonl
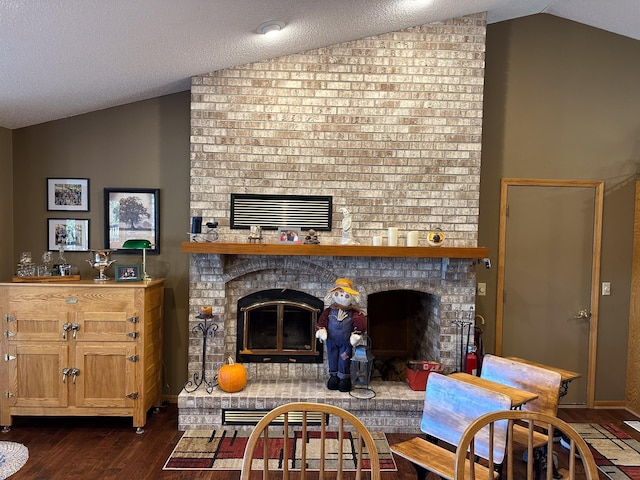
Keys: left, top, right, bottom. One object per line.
{"left": 1, "top": 0, "right": 638, "bottom": 129}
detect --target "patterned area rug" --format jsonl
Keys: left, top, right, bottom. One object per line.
{"left": 571, "top": 423, "right": 640, "bottom": 479}
{"left": 0, "top": 441, "right": 29, "bottom": 479}
{"left": 163, "top": 429, "right": 397, "bottom": 471}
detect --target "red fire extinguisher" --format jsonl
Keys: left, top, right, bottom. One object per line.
{"left": 464, "top": 345, "right": 478, "bottom": 376}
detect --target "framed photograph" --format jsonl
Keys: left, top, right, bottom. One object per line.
{"left": 104, "top": 188, "right": 159, "bottom": 254}
{"left": 115, "top": 264, "right": 142, "bottom": 282}
{"left": 48, "top": 218, "right": 90, "bottom": 252}
{"left": 277, "top": 226, "right": 301, "bottom": 244}
{"left": 47, "top": 178, "right": 90, "bottom": 211}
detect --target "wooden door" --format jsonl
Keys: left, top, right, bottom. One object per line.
{"left": 496, "top": 179, "right": 603, "bottom": 407}
{"left": 626, "top": 182, "right": 640, "bottom": 412}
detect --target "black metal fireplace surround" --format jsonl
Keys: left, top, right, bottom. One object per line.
{"left": 236, "top": 289, "right": 324, "bottom": 363}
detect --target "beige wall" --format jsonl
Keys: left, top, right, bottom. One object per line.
{"left": 6, "top": 14, "right": 640, "bottom": 402}
{"left": 11, "top": 92, "right": 191, "bottom": 396}
{"left": 0, "top": 127, "right": 12, "bottom": 281}
{"left": 479, "top": 14, "right": 640, "bottom": 402}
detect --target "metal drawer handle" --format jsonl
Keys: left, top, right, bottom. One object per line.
{"left": 62, "top": 323, "right": 72, "bottom": 340}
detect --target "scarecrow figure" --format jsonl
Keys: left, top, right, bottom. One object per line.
{"left": 316, "top": 278, "right": 367, "bottom": 392}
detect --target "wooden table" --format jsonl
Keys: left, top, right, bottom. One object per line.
{"left": 505, "top": 356, "right": 581, "bottom": 398}
{"left": 448, "top": 372, "right": 539, "bottom": 409}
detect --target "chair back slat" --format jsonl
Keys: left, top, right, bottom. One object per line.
{"left": 319, "top": 415, "right": 326, "bottom": 479}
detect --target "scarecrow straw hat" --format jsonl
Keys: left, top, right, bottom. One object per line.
{"left": 329, "top": 278, "right": 359, "bottom": 295}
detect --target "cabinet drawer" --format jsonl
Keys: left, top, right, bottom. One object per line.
{"left": 52, "top": 288, "right": 136, "bottom": 311}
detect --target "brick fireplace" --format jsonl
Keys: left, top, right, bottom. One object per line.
{"left": 177, "top": 251, "right": 480, "bottom": 431}
{"left": 179, "top": 13, "right": 487, "bottom": 432}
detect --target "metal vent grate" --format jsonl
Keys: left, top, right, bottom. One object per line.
{"left": 222, "top": 409, "right": 326, "bottom": 426}
{"left": 230, "top": 194, "right": 332, "bottom": 230}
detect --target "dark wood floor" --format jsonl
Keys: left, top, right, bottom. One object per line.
{"left": 1, "top": 402, "right": 637, "bottom": 479}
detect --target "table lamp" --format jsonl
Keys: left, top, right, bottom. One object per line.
{"left": 122, "top": 239, "right": 153, "bottom": 280}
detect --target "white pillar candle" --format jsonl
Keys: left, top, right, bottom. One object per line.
{"left": 388, "top": 227, "right": 398, "bottom": 246}
{"left": 407, "top": 231, "right": 419, "bottom": 247}
{"left": 372, "top": 235, "right": 382, "bottom": 246}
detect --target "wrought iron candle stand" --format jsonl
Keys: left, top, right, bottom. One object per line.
{"left": 183, "top": 312, "right": 219, "bottom": 394}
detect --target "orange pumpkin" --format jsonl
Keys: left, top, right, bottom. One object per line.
{"left": 217, "top": 356, "right": 247, "bottom": 392}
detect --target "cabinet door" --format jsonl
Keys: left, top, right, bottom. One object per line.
{"left": 5, "top": 286, "right": 71, "bottom": 342}
{"left": 76, "top": 311, "right": 138, "bottom": 343}
{"left": 73, "top": 343, "right": 137, "bottom": 408}
{"left": 72, "top": 286, "right": 138, "bottom": 342}
{"left": 5, "top": 343, "right": 69, "bottom": 408}
{"left": 5, "top": 309, "right": 69, "bottom": 343}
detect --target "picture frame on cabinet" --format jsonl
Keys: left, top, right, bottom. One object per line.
{"left": 104, "top": 188, "right": 160, "bottom": 254}
{"left": 47, "top": 218, "right": 90, "bottom": 252}
{"left": 47, "top": 178, "right": 90, "bottom": 211}
{"left": 115, "top": 264, "right": 142, "bottom": 282}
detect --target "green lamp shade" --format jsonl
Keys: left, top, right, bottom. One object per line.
{"left": 122, "top": 239, "right": 152, "bottom": 249}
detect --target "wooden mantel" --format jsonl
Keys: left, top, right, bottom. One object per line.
{"left": 180, "top": 242, "right": 489, "bottom": 259}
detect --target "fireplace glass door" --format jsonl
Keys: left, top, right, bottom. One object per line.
{"left": 237, "top": 289, "right": 323, "bottom": 363}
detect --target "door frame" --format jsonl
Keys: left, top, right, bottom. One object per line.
{"left": 495, "top": 178, "right": 604, "bottom": 407}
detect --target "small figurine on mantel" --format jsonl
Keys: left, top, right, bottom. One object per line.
{"left": 315, "top": 278, "right": 367, "bottom": 392}
{"left": 339, "top": 207, "right": 359, "bottom": 245}
{"left": 248, "top": 225, "right": 262, "bottom": 243}
{"left": 303, "top": 229, "right": 320, "bottom": 244}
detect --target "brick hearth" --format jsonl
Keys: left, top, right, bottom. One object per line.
{"left": 178, "top": 379, "right": 425, "bottom": 433}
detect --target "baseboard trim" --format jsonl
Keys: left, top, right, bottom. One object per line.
{"left": 593, "top": 400, "right": 626, "bottom": 408}
{"left": 559, "top": 400, "right": 627, "bottom": 409}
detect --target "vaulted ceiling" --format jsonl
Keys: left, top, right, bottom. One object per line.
{"left": 1, "top": 0, "right": 638, "bottom": 129}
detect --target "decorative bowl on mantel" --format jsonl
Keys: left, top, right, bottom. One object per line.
{"left": 427, "top": 228, "right": 445, "bottom": 247}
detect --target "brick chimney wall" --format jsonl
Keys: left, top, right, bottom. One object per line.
{"left": 186, "top": 14, "right": 486, "bottom": 381}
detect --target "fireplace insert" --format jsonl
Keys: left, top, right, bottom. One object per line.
{"left": 236, "top": 289, "right": 324, "bottom": 363}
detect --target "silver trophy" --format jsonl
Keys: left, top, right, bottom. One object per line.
{"left": 86, "top": 249, "right": 116, "bottom": 281}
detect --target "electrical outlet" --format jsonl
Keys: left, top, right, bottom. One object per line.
{"left": 477, "top": 283, "right": 487, "bottom": 296}
{"left": 602, "top": 282, "right": 611, "bottom": 296}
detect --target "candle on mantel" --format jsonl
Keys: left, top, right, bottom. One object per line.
{"left": 388, "top": 227, "right": 398, "bottom": 246}
{"left": 407, "top": 231, "right": 419, "bottom": 247}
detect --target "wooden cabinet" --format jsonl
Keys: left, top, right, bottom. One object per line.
{"left": 0, "top": 279, "right": 164, "bottom": 432}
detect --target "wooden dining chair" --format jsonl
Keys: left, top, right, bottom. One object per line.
{"left": 239, "top": 401, "right": 381, "bottom": 480}
{"left": 454, "top": 410, "right": 600, "bottom": 480}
